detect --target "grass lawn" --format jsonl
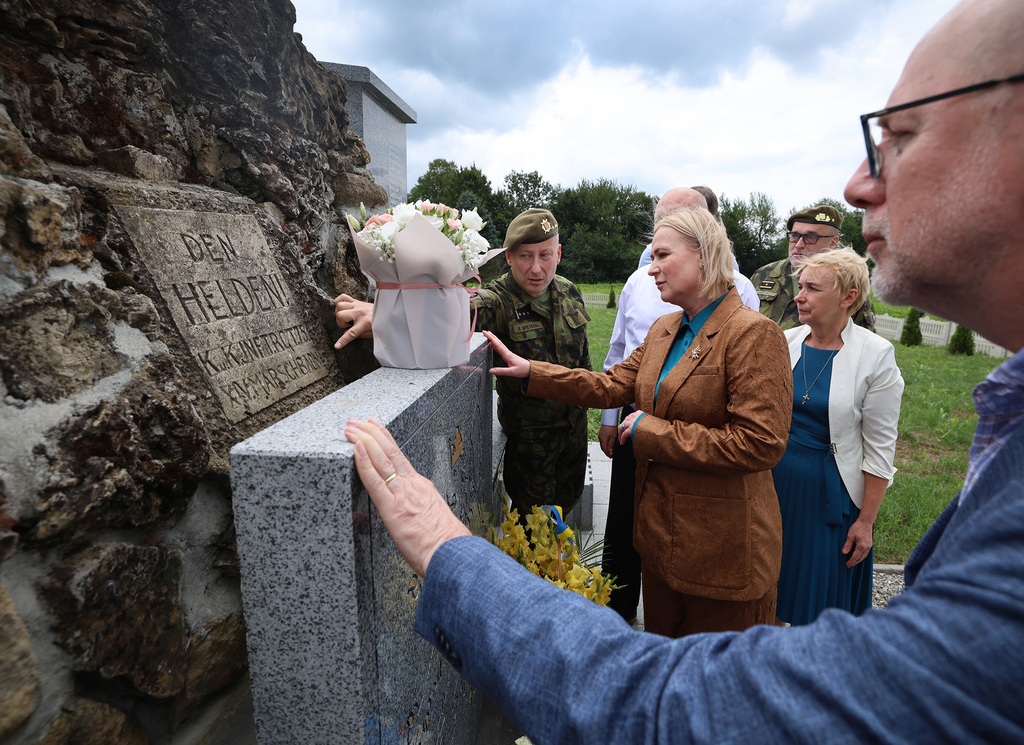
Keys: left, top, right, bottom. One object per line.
{"left": 876, "top": 344, "right": 999, "bottom": 562}
{"left": 576, "top": 283, "right": 1002, "bottom": 563}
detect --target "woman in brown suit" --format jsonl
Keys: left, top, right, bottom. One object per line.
{"left": 485, "top": 208, "right": 792, "bottom": 637}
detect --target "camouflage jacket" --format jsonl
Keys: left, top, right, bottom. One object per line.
{"left": 474, "top": 273, "right": 591, "bottom": 436}
{"left": 751, "top": 258, "right": 876, "bottom": 332}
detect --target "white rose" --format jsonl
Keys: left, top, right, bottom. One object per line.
{"left": 392, "top": 202, "right": 417, "bottom": 228}
{"left": 422, "top": 213, "right": 444, "bottom": 231}
{"left": 463, "top": 229, "right": 489, "bottom": 251}
{"left": 378, "top": 220, "right": 400, "bottom": 244}
{"left": 460, "top": 209, "right": 484, "bottom": 231}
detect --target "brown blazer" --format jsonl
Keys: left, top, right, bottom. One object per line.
{"left": 527, "top": 289, "right": 792, "bottom": 601}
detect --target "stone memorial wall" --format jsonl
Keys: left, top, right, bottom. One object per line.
{"left": 231, "top": 335, "right": 497, "bottom": 745}
{"left": 0, "top": 1, "right": 395, "bottom": 742}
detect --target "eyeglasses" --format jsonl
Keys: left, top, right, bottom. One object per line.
{"left": 860, "top": 72, "right": 1024, "bottom": 178}
{"left": 787, "top": 231, "right": 833, "bottom": 245}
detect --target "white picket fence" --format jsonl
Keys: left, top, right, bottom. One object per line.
{"left": 583, "top": 291, "right": 616, "bottom": 308}
{"left": 852, "top": 314, "right": 1010, "bottom": 358}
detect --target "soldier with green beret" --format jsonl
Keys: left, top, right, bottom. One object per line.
{"left": 333, "top": 208, "right": 591, "bottom": 519}
{"left": 474, "top": 208, "right": 591, "bottom": 519}
{"left": 751, "top": 205, "right": 876, "bottom": 331}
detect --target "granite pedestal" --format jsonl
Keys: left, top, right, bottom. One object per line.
{"left": 230, "top": 335, "right": 496, "bottom": 745}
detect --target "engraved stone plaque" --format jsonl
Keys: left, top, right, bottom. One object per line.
{"left": 116, "top": 207, "right": 332, "bottom": 422}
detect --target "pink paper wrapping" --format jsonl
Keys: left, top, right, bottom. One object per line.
{"left": 350, "top": 213, "right": 504, "bottom": 369}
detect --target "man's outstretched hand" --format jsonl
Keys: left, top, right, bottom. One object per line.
{"left": 344, "top": 417, "right": 471, "bottom": 576}
{"left": 333, "top": 294, "right": 374, "bottom": 349}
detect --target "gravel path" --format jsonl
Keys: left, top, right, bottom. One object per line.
{"left": 872, "top": 566, "right": 905, "bottom": 609}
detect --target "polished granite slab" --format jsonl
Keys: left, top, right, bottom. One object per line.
{"left": 231, "top": 334, "right": 495, "bottom": 745}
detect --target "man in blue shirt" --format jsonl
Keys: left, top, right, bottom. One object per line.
{"left": 345, "top": 0, "right": 1024, "bottom": 741}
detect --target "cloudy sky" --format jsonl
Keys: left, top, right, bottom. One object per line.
{"left": 291, "top": 0, "right": 959, "bottom": 214}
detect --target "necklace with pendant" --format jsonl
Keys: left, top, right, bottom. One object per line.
{"left": 801, "top": 342, "right": 840, "bottom": 405}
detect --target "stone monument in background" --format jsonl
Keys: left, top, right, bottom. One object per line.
{"left": 325, "top": 64, "right": 417, "bottom": 208}
{"left": 0, "top": 1, "right": 405, "bottom": 742}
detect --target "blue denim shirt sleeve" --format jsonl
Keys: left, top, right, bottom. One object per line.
{"left": 415, "top": 424, "right": 1024, "bottom": 744}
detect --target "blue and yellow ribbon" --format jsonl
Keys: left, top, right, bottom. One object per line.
{"left": 542, "top": 505, "right": 575, "bottom": 546}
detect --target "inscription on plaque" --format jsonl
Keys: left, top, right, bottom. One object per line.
{"left": 116, "top": 207, "right": 332, "bottom": 422}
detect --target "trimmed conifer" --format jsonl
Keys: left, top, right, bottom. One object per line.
{"left": 948, "top": 324, "right": 975, "bottom": 355}
{"left": 901, "top": 307, "right": 923, "bottom": 346}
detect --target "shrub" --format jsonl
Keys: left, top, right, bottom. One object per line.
{"left": 606, "top": 287, "right": 616, "bottom": 309}
{"left": 901, "top": 308, "right": 923, "bottom": 346}
{"left": 948, "top": 324, "right": 975, "bottom": 355}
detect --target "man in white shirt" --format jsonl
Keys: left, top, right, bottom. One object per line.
{"left": 635, "top": 186, "right": 759, "bottom": 307}
{"left": 599, "top": 186, "right": 759, "bottom": 621}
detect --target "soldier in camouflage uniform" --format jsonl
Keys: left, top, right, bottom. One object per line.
{"left": 332, "top": 208, "right": 591, "bottom": 519}
{"left": 752, "top": 205, "right": 876, "bottom": 332}
{"left": 475, "top": 209, "right": 591, "bottom": 519}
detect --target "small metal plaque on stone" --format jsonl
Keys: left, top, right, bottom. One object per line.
{"left": 116, "top": 206, "right": 331, "bottom": 422}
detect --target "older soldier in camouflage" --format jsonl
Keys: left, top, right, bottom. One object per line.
{"left": 476, "top": 209, "right": 591, "bottom": 519}
{"left": 752, "top": 205, "right": 876, "bottom": 331}
{"left": 332, "top": 208, "right": 591, "bottom": 519}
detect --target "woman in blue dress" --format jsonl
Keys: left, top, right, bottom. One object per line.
{"left": 775, "top": 249, "right": 904, "bottom": 626}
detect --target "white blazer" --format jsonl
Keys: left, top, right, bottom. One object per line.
{"left": 785, "top": 318, "right": 905, "bottom": 508}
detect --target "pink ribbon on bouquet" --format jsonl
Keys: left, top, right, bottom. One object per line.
{"left": 376, "top": 275, "right": 481, "bottom": 341}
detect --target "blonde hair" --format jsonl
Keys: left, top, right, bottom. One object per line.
{"left": 796, "top": 247, "right": 870, "bottom": 316}
{"left": 653, "top": 208, "right": 734, "bottom": 301}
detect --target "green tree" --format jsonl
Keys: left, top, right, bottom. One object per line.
{"left": 901, "top": 308, "right": 923, "bottom": 346}
{"left": 720, "top": 192, "right": 785, "bottom": 276}
{"left": 409, "top": 159, "right": 496, "bottom": 216}
{"left": 550, "top": 178, "right": 655, "bottom": 283}
{"left": 496, "top": 170, "right": 555, "bottom": 213}
{"left": 948, "top": 324, "right": 975, "bottom": 355}
{"left": 490, "top": 170, "right": 558, "bottom": 243}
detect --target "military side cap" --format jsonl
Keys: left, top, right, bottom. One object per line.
{"left": 504, "top": 208, "right": 558, "bottom": 249}
{"left": 787, "top": 205, "right": 844, "bottom": 231}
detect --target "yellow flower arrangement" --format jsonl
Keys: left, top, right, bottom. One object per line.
{"left": 492, "top": 505, "right": 617, "bottom": 606}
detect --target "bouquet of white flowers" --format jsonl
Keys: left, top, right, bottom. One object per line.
{"left": 348, "top": 201, "right": 503, "bottom": 369}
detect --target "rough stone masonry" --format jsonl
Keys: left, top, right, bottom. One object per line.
{"left": 0, "top": 1, "right": 386, "bottom": 742}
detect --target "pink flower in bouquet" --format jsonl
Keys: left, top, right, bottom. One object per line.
{"left": 348, "top": 201, "right": 494, "bottom": 270}
{"left": 434, "top": 203, "right": 458, "bottom": 219}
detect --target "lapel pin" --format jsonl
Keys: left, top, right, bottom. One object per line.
{"left": 690, "top": 345, "right": 701, "bottom": 360}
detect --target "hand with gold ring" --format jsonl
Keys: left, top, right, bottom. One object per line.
{"left": 344, "top": 417, "right": 471, "bottom": 577}
{"left": 618, "top": 410, "right": 644, "bottom": 445}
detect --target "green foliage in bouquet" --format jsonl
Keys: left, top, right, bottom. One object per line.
{"left": 492, "top": 505, "right": 618, "bottom": 605}
{"left": 948, "top": 324, "right": 975, "bottom": 356}
{"left": 901, "top": 307, "right": 923, "bottom": 346}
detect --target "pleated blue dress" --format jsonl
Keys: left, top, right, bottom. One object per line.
{"left": 775, "top": 346, "right": 873, "bottom": 626}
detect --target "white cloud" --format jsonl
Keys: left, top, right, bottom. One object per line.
{"left": 292, "top": 0, "right": 960, "bottom": 213}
